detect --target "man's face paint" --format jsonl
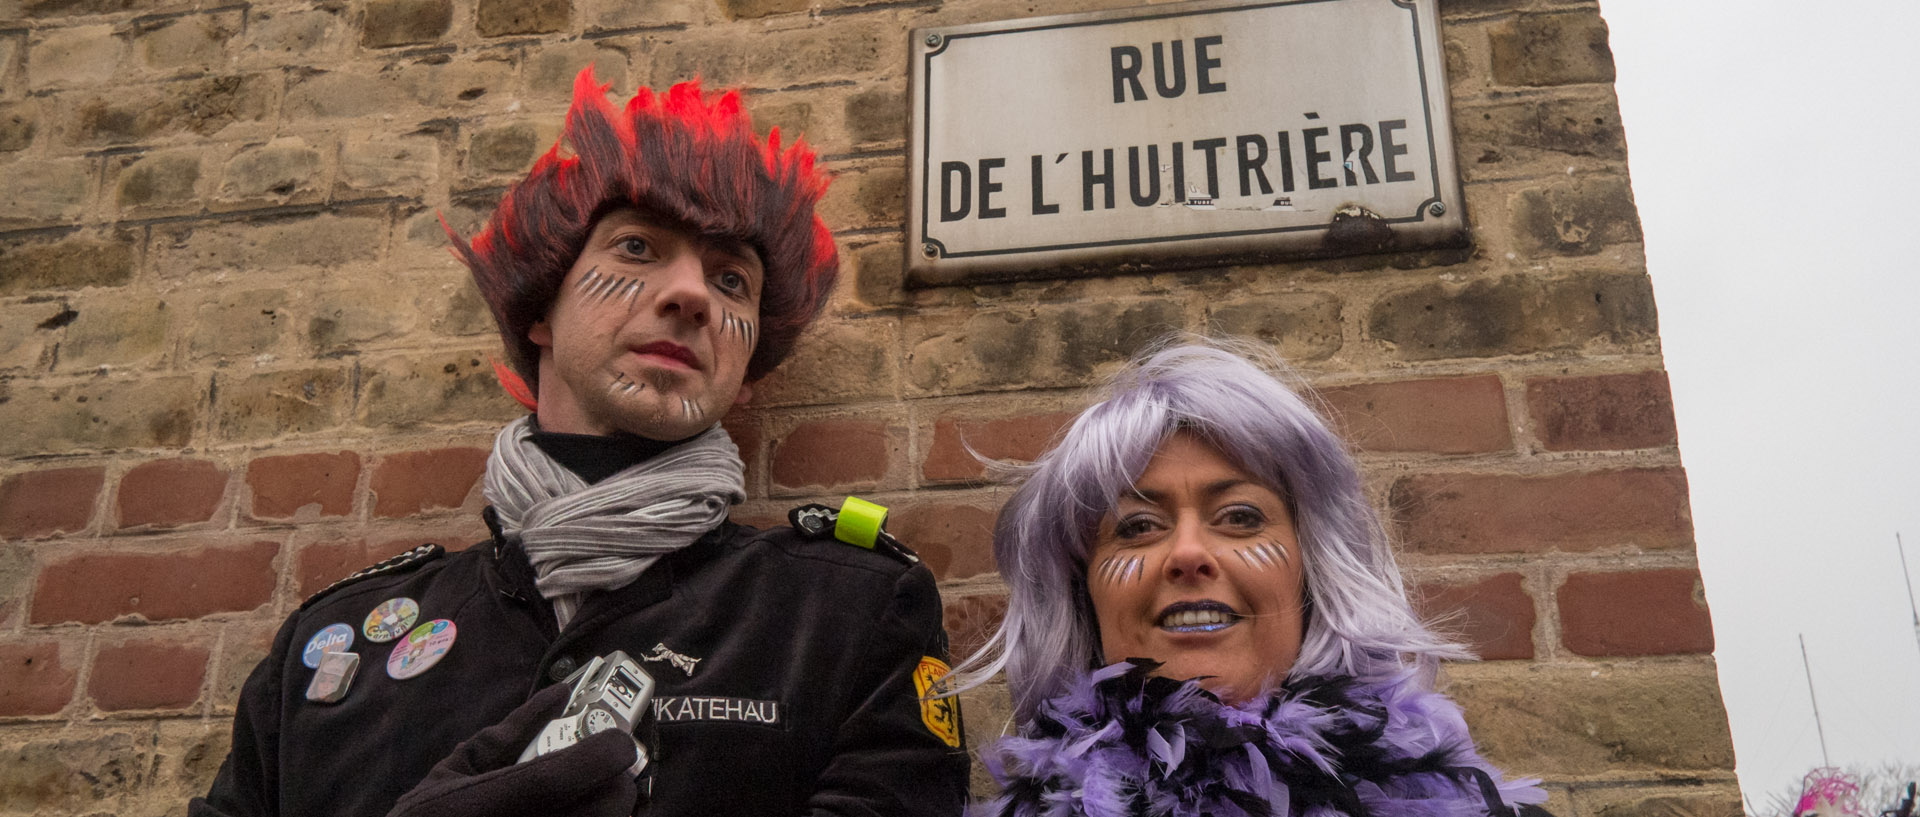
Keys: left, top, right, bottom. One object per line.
{"left": 719, "top": 309, "right": 756, "bottom": 350}
{"left": 575, "top": 267, "right": 645, "bottom": 310}
{"left": 529, "top": 209, "right": 763, "bottom": 440}
{"left": 608, "top": 371, "right": 645, "bottom": 397}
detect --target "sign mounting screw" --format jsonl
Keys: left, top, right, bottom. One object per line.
{"left": 925, "top": 32, "right": 942, "bottom": 47}
{"left": 921, "top": 243, "right": 939, "bottom": 259}
{"left": 1428, "top": 202, "right": 1446, "bottom": 217}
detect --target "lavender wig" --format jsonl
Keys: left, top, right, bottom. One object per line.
{"left": 944, "top": 338, "right": 1467, "bottom": 720}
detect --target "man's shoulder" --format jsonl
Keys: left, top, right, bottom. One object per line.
{"left": 296, "top": 540, "right": 486, "bottom": 618}
{"left": 725, "top": 520, "right": 918, "bottom": 578}
{"left": 715, "top": 503, "right": 936, "bottom": 588}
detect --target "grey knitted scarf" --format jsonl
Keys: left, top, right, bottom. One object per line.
{"left": 481, "top": 416, "right": 745, "bottom": 629}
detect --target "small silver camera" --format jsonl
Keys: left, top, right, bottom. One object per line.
{"left": 517, "top": 651, "right": 655, "bottom": 776}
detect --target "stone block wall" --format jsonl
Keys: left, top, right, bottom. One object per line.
{"left": 0, "top": 0, "right": 1739, "bottom": 814}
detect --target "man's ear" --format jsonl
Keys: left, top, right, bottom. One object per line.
{"left": 529, "top": 321, "right": 553, "bottom": 349}
{"left": 733, "top": 379, "right": 754, "bottom": 406}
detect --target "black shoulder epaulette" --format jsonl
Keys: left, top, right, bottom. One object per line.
{"left": 787, "top": 501, "right": 920, "bottom": 566}
{"left": 299, "top": 544, "right": 446, "bottom": 610}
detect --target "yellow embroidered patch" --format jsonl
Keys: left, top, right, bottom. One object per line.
{"left": 911, "top": 656, "right": 963, "bottom": 748}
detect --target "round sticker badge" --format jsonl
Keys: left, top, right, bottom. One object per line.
{"left": 363, "top": 597, "right": 420, "bottom": 644}
{"left": 387, "top": 619, "right": 457, "bottom": 680}
{"left": 301, "top": 623, "right": 357, "bottom": 669}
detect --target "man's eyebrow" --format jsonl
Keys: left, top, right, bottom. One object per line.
{"left": 704, "top": 235, "right": 762, "bottom": 264}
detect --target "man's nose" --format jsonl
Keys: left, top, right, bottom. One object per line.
{"left": 652, "top": 253, "right": 712, "bottom": 326}
{"left": 1160, "top": 522, "right": 1221, "bottom": 582}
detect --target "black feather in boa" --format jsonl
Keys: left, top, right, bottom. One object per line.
{"left": 978, "top": 660, "right": 1546, "bottom": 817}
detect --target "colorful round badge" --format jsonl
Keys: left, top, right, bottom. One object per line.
{"left": 301, "top": 623, "right": 356, "bottom": 669}
{"left": 362, "top": 597, "right": 420, "bottom": 643}
{"left": 386, "top": 619, "right": 457, "bottom": 680}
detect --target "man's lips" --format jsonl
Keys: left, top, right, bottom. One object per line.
{"left": 1156, "top": 600, "right": 1241, "bottom": 633}
{"left": 630, "top": 341, "right": 700, "bottom": 370}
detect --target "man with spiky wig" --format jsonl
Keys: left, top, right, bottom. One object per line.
{"left": 191, "top": 70, "right": 971, "bottom": 817}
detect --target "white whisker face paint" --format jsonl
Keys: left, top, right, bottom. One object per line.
{"left": 608, "top": 373, "right": 645, "bottom": 396}
{"left": 1234, "top": 541, "right": 1289, "bottom": 570}
{"left": 1096, "top": 554, "right": 1145, "bottom": 586}
{"left": 575, "top": 267, "right": 644, "bottom": 310}
{"left": 719, "top": 310, "right": 756, "bottom": 349}
{"left": 680, "top": 397, "right": 704, "bottom": 422}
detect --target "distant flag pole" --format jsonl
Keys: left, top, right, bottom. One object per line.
{"left": 1800, "top": 633, "right": 1831, "bottom": 767}
{"left": 1900, "top": 532, "right": 1920, "bottom": 656}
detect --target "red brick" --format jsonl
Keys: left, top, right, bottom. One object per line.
{"left": 1321, "top": 376, "right": 1512, "bottom": 454}
{"left": 942, "top": 593, "right": 1007, "bottom": 663}
{"left": 370, "top": 447, "right": 488, "bottom": 518}
{"left": 1526, "top": 371, "right": 1678, "bottom": 451}
{"left": 0, "top": 640, "right": 78, "bottom": 716}
{"left": 721, "top": 417, "right": 763, "bottom": 485}
{"left": 770, "top": 419, "right": 891, "bottom": 491}
{"left": 294, "top": 535, "right": 442, "bottom": 597}
{"left": 31, "top": 541, "right": 279, "bottom": 625}
{"left": 890, "top": 503, "right": 998, "bottom": 581}
{"left": 1392, "top": 468, "right": 1692, "bottom": 554}
{"left": 1558, "top": 568, "right": 1714, "bottom": 656}
{"left": 214, "top": 626, "right": 279, "bottom": 710}
{"left": 89, "top": 637, "right": 209, "bottom": 711}
{"left": 0, "top": 466, "right": 104, "bottom": 539}
{"left": 116, "top": 459, "right": 228, "bottom": 529}
{"left": 294, "top": 539, "right": 370, "bottom": 598}
{"left": 922, "top": 411, "right": 1076, "bottom": 483}
{"left": 1413, "top": 573, "right": 1535, "bottom": 660}
{"left": 247, "top": 451, "right": 360, "bottom": 518}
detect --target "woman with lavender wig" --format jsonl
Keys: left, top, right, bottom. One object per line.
{"left": 942, "top": 339, "right": 1550, "bottom": 817}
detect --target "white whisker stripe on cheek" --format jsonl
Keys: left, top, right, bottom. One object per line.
{"left": 1096, "top": 555, "right": 1142, "bottom": 585}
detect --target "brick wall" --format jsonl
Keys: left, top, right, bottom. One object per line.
{"left": 0, "top": 0, "right": 1739, "bottom": 814}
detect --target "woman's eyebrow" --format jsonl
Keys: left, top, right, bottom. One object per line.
{"left": 1203, "top": 478, "right": 1252, "bottom": 496}
{"left": 1127, "top": 478, "right": 1252, "bottom": 505}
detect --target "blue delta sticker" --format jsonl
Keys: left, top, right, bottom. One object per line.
{"left": 302, "top": 623, "right": 357, "bottom": 669}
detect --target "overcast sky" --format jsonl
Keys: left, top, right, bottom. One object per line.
{"left": 1600, "top": 0, "right": 1920, "bottom": 807}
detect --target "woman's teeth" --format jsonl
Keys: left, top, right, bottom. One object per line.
{"left": 1160, "top": 609, "right": 1235, "bottom": 630}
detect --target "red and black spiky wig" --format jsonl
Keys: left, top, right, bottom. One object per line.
{"left": 446, "top": 67, "right": 838, "bottom": 391}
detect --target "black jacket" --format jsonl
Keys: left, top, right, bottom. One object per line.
{"left": 191, "top": 513, "right": 971, "bottom": 817}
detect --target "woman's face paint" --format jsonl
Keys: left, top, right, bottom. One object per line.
{"left": 1233, "top": 541, "right": 1289, "bottom": 570}
{"left": 1096, "top": 554, "right": 1145, "bottom": 586}
{"left": 1083, "top": 432, "right": 1307, "bottom": 704}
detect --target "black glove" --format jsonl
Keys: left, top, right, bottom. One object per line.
{"left": 387, "top": 682, "right": 642, "bottom": 817}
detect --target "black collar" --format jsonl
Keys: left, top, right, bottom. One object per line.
{"left": 526, "top": 416, "right": 698, "bottom": 484}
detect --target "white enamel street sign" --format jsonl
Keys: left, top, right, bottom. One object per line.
{"left": 906, "top": 0, "right": 1464, "bottom": 286}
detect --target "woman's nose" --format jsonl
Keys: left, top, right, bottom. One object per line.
{"left": 1160, "top": 523, "right": 1221, "bottom": 582}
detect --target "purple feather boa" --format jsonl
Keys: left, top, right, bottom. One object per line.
{"left": 978, "top": 661, "right": 1547, "bottom": 817}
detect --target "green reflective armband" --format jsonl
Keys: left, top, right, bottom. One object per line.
{"left": 834, "top": 496, "right": 889, "bottom": 549}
